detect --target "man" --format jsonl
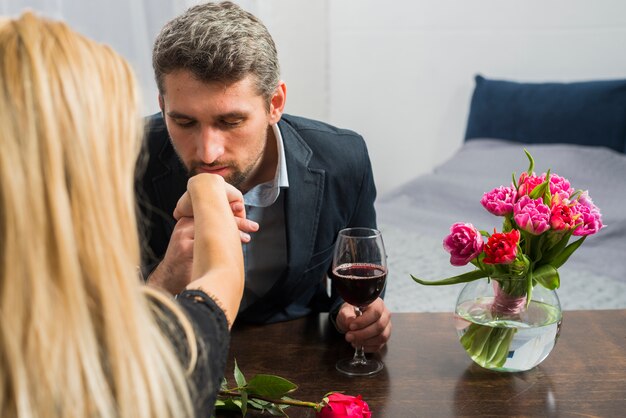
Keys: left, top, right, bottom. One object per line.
{"left": 137, "top": 1, "right": 391, "bottom": 352}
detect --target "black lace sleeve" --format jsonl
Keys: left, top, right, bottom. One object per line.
{"left": 150, "top": 289, "right": 230, "bottom": 417}
{"left": 177, "top": 289, "right": 230, "bottom": 416}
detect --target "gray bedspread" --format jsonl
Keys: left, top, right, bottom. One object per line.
{"left": 376, "top": 139, "right": 626, "bottom": 312}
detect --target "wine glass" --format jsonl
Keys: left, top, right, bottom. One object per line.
{"left": 331, "top": 227, "right": 387, "bottom": 376}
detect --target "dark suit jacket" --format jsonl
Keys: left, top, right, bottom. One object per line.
{"left": 136, "top": 113, "right": 377, "bottom": 323}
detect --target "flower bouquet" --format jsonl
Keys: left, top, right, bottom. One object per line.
{"left": 411, "top": 150, "right": 604, "bottom": 371}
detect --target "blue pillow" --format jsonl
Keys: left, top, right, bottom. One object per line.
{"left": 464, "top": 75, "right": 626, "bottom": 154}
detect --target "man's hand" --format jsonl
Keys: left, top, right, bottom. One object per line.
{"left": 147, "top": 216, "right": 195, "bottom": 295}
{"left": 336, "top": 298, "right": 392, "bottom": 353}
{"left": 174, "top": 180, "right": 259, "bottom": 242}
{"left": 149, "top": 175, "right": 257, "bottom": 296}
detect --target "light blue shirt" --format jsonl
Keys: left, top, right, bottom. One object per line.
{"left": 242, "top": 123, "right": 289, "bottom": 206}
{"left": 240, "top": 124, "right": 289, "bottom": 310}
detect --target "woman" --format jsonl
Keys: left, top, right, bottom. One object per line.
{"left": 0, "top": 12, "right": 251, "bottom": 418}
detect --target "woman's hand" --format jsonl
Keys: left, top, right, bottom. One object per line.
{"left": 174, "top": 176, "right": 259, "bottom": 242}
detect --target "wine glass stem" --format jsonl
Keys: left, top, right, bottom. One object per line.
{"left": 352, "top": 307, "right": 367, "bottom": 364}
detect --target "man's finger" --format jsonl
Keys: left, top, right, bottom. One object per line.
{"left": 240, "top": 231, "right": 251, "bottom": 243}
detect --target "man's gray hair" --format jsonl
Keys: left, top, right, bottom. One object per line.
{"left": 153, "top": 1, "right": 280, "bottom": 105}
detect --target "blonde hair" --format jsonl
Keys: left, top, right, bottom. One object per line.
{"left": 0, "top": 12, "right": 198, "bottom": 418}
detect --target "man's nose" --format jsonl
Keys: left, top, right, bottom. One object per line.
{"left": 198, "top": 127, "right": 225, "bottom": 163}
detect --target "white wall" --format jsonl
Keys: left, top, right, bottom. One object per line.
{"left": 1, "top": 0, "right": 189, "bottom": 116}
{"left": 329, "top": 1, "right": 626, "bottom": 193}
{"left": 4, "top": 0, "right": 626, "bottom": 194}
{"left": 258, "top": 1, "right": 626, "bottom": 193}
{"left": 253, "top": 1, "right": 328, "bottom": 122}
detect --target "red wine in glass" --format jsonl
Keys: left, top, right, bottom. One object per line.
{"left": 332, "top": 263, "right": 386, "bottom": 308}
{"left": 331, "top": 227, "right": 387, "bottom": 377}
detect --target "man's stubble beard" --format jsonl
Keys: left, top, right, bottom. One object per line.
{"left": 186, "top": 160, "right": 250, "bottom": 192}
{"left": 172, "top": 136, "right": 267, "bottom": 194}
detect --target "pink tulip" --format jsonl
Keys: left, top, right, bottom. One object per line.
{"left": 546, "top": 173, "right": 574, "bottom": 201}
{"left": 443, "top": 223, "right": 484, "bottom": 266}
{"left": 571, "top": 192, "right": 604, "bottom": 236}
{"left": 481, "top": 186, "right": 517, "bottom": 216}
{"left": 514, "top": 196, "right": 551, "bottom": 235}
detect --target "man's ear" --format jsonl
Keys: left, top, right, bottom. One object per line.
{"left": 269, "top": 81, "right": 286, "bottom": 124}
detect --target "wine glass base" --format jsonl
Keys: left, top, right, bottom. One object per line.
{"left": 335, "top": 357, "right": 384, "bottom": 377}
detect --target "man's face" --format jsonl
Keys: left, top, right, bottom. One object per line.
{"left": 160, "top": 70, "right": 284, "bottom": 193}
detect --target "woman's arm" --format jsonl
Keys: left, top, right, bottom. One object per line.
{"left": 175, "top": 174, "right": 246, "bottom": 328}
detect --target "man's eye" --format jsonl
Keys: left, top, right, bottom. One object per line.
{"left": 174, "top": 119, "right": 195, "bottom": 128}
{"left": 221, "top": 119, "right": 243, "bottom": 128}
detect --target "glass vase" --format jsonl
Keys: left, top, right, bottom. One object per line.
{"left": 454, "top": 278, "right": 562, "bottom": 372}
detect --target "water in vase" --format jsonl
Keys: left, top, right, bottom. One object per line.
{"left": 455, "top": 298, "right": 562, "bottom": 372}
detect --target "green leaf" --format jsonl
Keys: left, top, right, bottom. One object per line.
{"left": 533, "top": 264, "right": 560, "bottom": 290}
{"left": 524, "top": 148, "right": 535, "bottom": 174}
{"left": 529, "top": 233, "right": 546, "bottom": 263}
{"left": 234, "top": 360, "right": 247, "bottom": 387}
{"left": 411, "top": 269, "right": 488, "bottom": 286}
{"left": 461, "top": 324, "right": 516, "bottom": 369}
{"left": 245, "top": 374, "right": 298, "bottom": 398}
{"left": 541, "top": 231, "right": 573, "bottom": 263}
{"left": 502, "top": 216, "right": 513, "bottom": 233}
{"left": 526, "top": 270, "right": 534, "bottom": 303}
{"left": 529, "top": 176, "right": 550, "bottom": 200}
{"left": 569, "top": 189, "right": 583, "bottom": 201}
{"left": 247, "top": 399, "right": 268, "bottom": 410}
{"left": 215, "top": 398, "right": 244, "bottom": 412}
{"left": 543, "top": 171, "right": 552, "bottom": 206}
{"left": 240, "top": 390, "right": 248, "bottom": 417}
{"left": 551, "top": 236, "right": 586, "bottom": 269}
{"left": 265, "top": 404, "right": 289, "bottom": 417}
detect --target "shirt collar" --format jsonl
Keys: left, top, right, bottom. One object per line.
{"left": 243, "top": 123, "right": 289, "bottom": 207}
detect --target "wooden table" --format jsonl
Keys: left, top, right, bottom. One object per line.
{"left": 224, "top": 310, "right": 626, "bottom": 417}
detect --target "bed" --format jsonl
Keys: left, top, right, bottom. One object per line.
{"left": 377, "top": 75, "right": 626, "bottom": 312}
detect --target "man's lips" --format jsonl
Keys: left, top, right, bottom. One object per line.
{"left": 195, "top": 166, "right": 229, "bottom": 176}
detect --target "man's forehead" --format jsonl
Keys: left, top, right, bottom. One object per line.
{"left": 161, "top": 73, "right": 264, "bottom": 114}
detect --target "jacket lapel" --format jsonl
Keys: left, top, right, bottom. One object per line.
{"left": 282, "top": 121, "right": 325, "bottom": 293}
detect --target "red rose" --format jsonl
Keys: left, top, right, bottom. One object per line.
{"left": 483, "top": 229, "right": 520, "bottom": 265}
{"left": 317, "top": 393, "right": 372, "bottom": 418}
